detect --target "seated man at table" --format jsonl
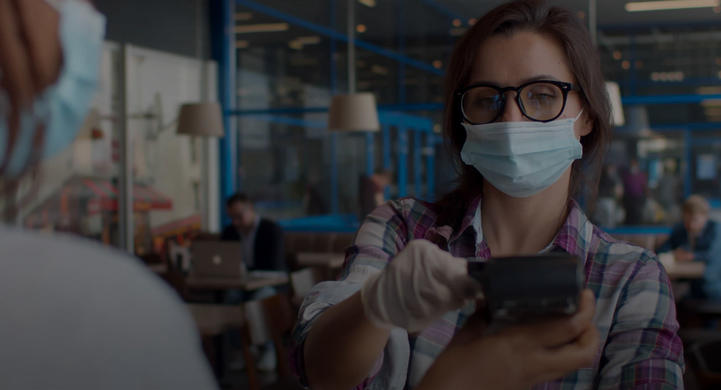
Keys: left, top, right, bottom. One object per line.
{"left": 657, "top": 195, "right": 721, "bottom": 300}
{"left": 221, "top": 193, "right": 285, "bottom": 273}
{"left": 221, "top": 193, "right": 285, "bottom": 371}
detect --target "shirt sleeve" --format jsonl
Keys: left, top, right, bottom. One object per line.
{"left": 290, "top": 200, "right": 411, "bottom": 387}
{"left": 596, "top": 253, "right": 684, "bottom": 389}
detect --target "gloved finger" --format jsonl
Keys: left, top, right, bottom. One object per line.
{"left": 13, "top": 0, "right": 62, "bottom": 93}
{"left": 409, "top": 240, "right": 481, "bottom": 300}
{"left": 513, "top": 289, "right": 596, "bottom": 348}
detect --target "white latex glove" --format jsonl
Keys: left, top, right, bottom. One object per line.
{"left": 360, "top": 239, "right": 481, "bottom": 333}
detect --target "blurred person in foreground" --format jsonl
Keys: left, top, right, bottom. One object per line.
{"left": 657, "top": 195, "right": 721, "bottom": 301}
{"left": 0, "top": 0, "right": 216, "bottom": 388}
{"left": 293, "top": 1, "right": 683, "bottom": 389}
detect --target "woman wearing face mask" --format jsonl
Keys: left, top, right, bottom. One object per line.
{"left": 293, "top": 1, "right": 683, "bottom": 389}
{"left": 0, "top": 1, "right": 216, "bottom": 388}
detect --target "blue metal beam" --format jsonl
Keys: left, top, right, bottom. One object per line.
{"left": 425, "top": 133, "right": 436, "bottom": 200}
{"left": 226, "top": 102, "right": 444, "bottom": 116}
{"left": 651, "top": 122, "right": 721, "bottom": 132}
{"left": 623, "top": 94, "right": 721, "bottom": 105}
{"left": 382, "top": 124, "right": 391, "bottom": 200}
{"left": 235, "top": 0, "right": 442, "bottom": 75}
{"left": 413, "top": 131, "right": 422, "bottom": 197}
{"left": 365, "top": 132, "right": 374, "bottom": 176}
{"left": 329, "top": 0, "right": 338, "bottom": 214}
{"left": 683, "top": 129, "right": 692, "bottom": 198}
{"left": 211, "top": 0, "right": 237, "bottom": 228}
{"left": 398, "top": 127, "right": 408, "bottom": 197}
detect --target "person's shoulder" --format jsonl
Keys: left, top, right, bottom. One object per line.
{"left": 0, "top": 226, "right": 217, "bottom": 388}
{"left": 0, "top": 226, "right": 197, "bottom": 320}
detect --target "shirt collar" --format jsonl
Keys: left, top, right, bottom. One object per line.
{"left": 461, "top": 196, "right": 594, "bottom": 263}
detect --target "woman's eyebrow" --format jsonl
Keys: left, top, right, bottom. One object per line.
{"left": 467, "top": 75, "right": 564, "bottom": 87}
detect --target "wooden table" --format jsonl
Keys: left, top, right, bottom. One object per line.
{"left": 666, "top": 261, "right": 706, "bottom": 279}
{"left": 659, "top": 253, "right": 706, "bottom": 279}
{"left": 185, "top": 272, "right": 289, "bottom": 291}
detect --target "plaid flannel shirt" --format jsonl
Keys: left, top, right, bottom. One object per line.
{"left": 292, "top": 195, "right": 684, "bottom": 389}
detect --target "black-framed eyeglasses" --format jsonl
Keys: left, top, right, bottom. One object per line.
{"left": 456, "top": 80, "right": 580, "bottom": 124}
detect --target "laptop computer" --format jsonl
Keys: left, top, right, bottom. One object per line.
{"left": 190, "top": 241, "right": 246, "bottom": 279}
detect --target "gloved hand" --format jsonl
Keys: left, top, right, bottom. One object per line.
{"left": 360, "top": 239, "right": 482, "bottom": 333}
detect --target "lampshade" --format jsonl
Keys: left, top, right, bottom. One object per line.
{"left": 176, "top": 102, "right": 225, "bottom": 137}
{"left": 605, "top": 81, "right": 625, "bottom": 126}
{"left": 328, "top": 93, "right": 380, "bottom": 132}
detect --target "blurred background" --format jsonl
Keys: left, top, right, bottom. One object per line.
{"left": 8, "top": 1, "right": 721, "bottom": 388}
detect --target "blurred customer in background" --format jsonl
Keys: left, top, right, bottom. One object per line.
{"left": 657, "top": 195, "right": 721, "bottom": 300}
{"left": 221, "top": 193, "right": 285, "bottom": 273}
{"left": 358, "top": 169, "right": 392, "bottom": 219}
{"left": 655, "top": 159, "right": 682, "bottom": 223}
{"left": 0, "top": 0, "right": 216, "bottom": 388}
{"left": 221, "top": 193, "right": 285, "bottom": 371}
{"left": 623, "top": 158, "right": 648, "bottom": 225}
{"left": 594, "top": 164, "right": 624, "bottom": 227}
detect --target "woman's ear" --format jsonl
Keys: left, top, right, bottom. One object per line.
{"left": 575, "top": 111, "right": 592, "bottom": 138}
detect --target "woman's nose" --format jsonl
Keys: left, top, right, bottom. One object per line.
{"left": 499, "top": 93, "right": 526, "bottom": 122}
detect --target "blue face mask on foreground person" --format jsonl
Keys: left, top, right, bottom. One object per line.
{"left": 0, "top": 0, "right": 103, "bottom": 178}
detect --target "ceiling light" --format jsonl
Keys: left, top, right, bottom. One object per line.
{"left": 697, "top": 86, "right": 721, "bottom": 94}
{"left": 468, "top": 18, "right": 477, "bottom": 25}
{"left": 613, "top": 50, "right": 622, "bottom": 60}
{"left": 452, "top": 18, "right": 462, "bottom": 27}
{"left": 625, "top": 0, "right": 720, "bottom": 12}
{"left": 358, "top": 0, "right": 376, "bottom": 7}
{"left": 234, "top": 23, "right": 289, "bottom": 33}
{"left": 371, "top": 65, "right": 388, "bottom": 75}
{"left": 622, "top": 60, "right": 631, "bottom": 70}
{"left": 432, "top": 60, "right": 443, "bottom": 69}
{"left": 450, "top": 27, "right": 466, "bottom": 36}
{"left": 296, "top": 36, "right": 321, "bottom": 45}
{"left": 234, "top": 12, "right": 253, "bottom": 21}
{"left": 356, "top": 24, "right": 367, "bottom": 33}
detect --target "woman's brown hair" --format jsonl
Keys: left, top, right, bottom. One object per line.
{"left": 436, "top": 0, "right": 611, "bottom": 228}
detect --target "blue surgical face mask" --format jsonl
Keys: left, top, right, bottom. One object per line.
{"left": 0, "top": 0, "right": 105, "bottom": 178}
{"left": 460, "top": 111, "right": 584, "bottom": 198}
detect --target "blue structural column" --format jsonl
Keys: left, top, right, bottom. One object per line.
{"left": 365, "top": 132, "right": 374, "bottom": 176}
{"left": 413, "top": 131, "right": 422, "bottom": 197}
{"left": 397, "top": 127, "right": 408, "bottom": 197}
{"left": 382, "top": 124, "right": 391, "bottom": 199}
{"left": 211, "top": 0, "right": 237, "bottom": 227}
{"left": 425, "top": 133, "right": 436, "bottom": 200}
{"left": 329, "top": 0, "right": 339, "bottom": 214}
{"left": 683, "top": 129, "right": 692, "bottom": 197}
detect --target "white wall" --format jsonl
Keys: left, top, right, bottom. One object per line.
{"left": 124, "top": 44, "right": 219, "bottom": 231}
